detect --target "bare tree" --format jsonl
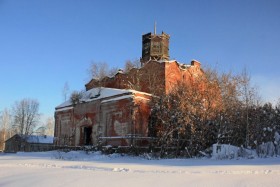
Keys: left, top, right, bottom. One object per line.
{"left": 148, "top": 66, "right": 263, "bottom": 157}
{"left": 36, "top": 117, "right": 54, "bottom": 136}
{"left": 12, "top": 99, "right": 40, "bottom": 135}
{"left": 108, "top": 67, "right": 119, "bottom": 77}
{"left": 277, "top": 99, "right": 280, "bottom": 109}
{"left": 124, "top": 59, "right": 141, "bottom": 73}
{"left": 148, "top": 68, "right": 223, "bottom": 157}
{"left": 45, "top": 117, "right": 54, "bottom": 136}
{"left": 239, "top": 68, "right": 261, "bottom": 147}
{"left": 0, "top": 108, "right": 12, "bottom": 150}
{"left": 88, "top": 61, "right": 119, "bottom": 95}
{"left": 89, "top": 62, "right": 110, "bottom": 81}
{"left": 62, "top": 82, "right": 70, "bottom": 102}
{"left": 147, "top": 69, "right": 161, "bottom": 95}
{"left": 70, "top": 90, "right": 84, "bottom": 105}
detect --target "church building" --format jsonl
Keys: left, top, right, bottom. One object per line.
{"left": 54, "top": 28, "right": 203, "bottom": 147}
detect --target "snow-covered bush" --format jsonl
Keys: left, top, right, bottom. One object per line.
{"left": 212, "top": 144, "right": 256, "bottom": 159}
{"left": 255, "top": 131, "right": 280, "bottom": 157}
{"left": 257, "top": 142, "right": 275, "bottom": 157}
{"left": 274, "top": 131, "right": 280, "bottom": 155}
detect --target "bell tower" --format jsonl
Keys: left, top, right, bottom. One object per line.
{"left": 140, "top": 23, "right": 170, "bottom": 66}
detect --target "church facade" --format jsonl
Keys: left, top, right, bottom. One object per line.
{"left": 54, "top": 29, "right": 203, "bottom": 147}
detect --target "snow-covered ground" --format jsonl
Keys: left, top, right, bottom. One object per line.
{"left": 0, "top": 151, "right": 280, "bottom": 187}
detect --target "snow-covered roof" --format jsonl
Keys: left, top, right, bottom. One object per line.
{"left": 101, "top": 95, "right": 133, "bottom": 104}
{"left": 55, "top": 106, "right": 74, "bottom": 112}
{"left": 56, "top": 87, "right": 151, "bottom": 110}
{"left": 157, "top": 59, "right": 177, "bottom": 63}
{"left": 24, "top": 135, "right": 54, "bottom": 144}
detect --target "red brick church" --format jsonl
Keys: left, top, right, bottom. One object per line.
{"left": 54, "top": 28, "right": 203, "bottom": 147}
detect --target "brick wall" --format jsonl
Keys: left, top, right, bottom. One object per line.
{"left": 55, "top": 92, "right": 151, "bottom": 146}
{"left": 85, "top": 60, "right": 203, "bottom": 96}
{"left": 55, "top": 60, "right": 203, "bottom": 147}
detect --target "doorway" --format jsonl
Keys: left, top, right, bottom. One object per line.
{"left": 83, "top": 126, "right": 92, "bottom": 145}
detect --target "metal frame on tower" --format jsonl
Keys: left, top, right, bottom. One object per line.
{"left": 140, "top": 23, "right": 170, "bottom": 66}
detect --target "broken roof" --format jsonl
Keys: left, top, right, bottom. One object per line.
{"left": 55, "top": 87, "right": 151, "bottom": 110}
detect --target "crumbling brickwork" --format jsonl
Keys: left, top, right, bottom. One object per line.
{"left": 54, "top": 89, "right": 151, "bottom": 146}
{"left": 55, "top": 29, "right": 204, "bottom": 147}
{"left": 85, "top": 60, "right": 203, "bottom": 96}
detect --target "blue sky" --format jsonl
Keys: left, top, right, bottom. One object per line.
{"left": 1, "top": 0, "right": 280, "bottom": 118}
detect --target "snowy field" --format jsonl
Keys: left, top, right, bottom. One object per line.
{"left": 1, "top": 151, "right": 280, "bottom": 187}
